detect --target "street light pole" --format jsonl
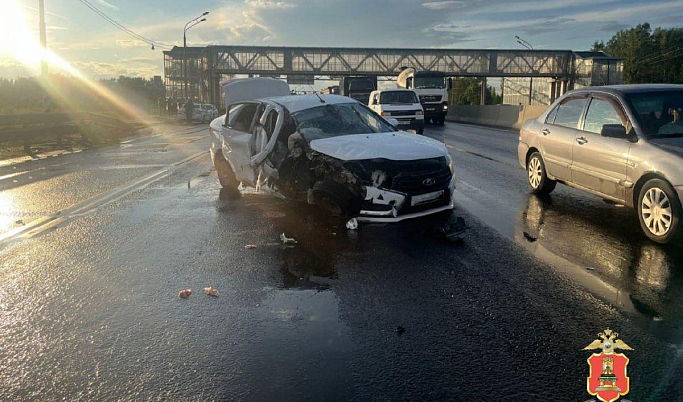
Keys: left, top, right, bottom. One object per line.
{"left": 38, "top": 0, "right": 48, "bottom": 76}
{"left": 183, "top": 12, "right": 208, "bottom": 100}
{"left": 514, "top": 35, "right": 534, "bottom": 50}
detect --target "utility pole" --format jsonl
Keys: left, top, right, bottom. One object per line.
{"left": 39, "top": 0, "right": 48, "bottom": 76}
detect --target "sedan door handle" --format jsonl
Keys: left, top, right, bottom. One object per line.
{"left": 541, "top": 128, "right": 550, "bottom": 136}
{"left": 576, "top": 136, "right": 588, "bottom": 145}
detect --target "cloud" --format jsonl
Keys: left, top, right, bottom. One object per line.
{"left": 93, "top": 0, "right": 119, "bottom": 11}
{"left": 72, "top": 61, "right": 161, "bottom": 78}
{"left": 422, "top": 1, "right": 473, "bottom": 10}
{"left": 244, "top": 0, "right": 296, "bottom": 9}
{"left": 116, "top": 39, "right": 148, "bottom": 48}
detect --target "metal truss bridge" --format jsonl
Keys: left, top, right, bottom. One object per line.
{"left": 163, "top": 45, "right": 614, "bottom": 107}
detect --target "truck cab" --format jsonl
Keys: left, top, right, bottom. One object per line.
{"left": 397, "top": 68, "right": 450, "bottom": 125}
{"left": 339, "top": 76, "right": 377, "bottom": 105}
{"left": 369, "top": 89, "right": 425, "bottom": 134}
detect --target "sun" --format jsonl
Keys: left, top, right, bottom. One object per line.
{"left": 0, "top": 0, "right": 44, "bottom": 73}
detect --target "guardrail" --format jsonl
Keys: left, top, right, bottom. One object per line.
{"left": 446, "top": 104, "right": 548, "bottom": 129}
{"left": 0, "top": 112, "right": 134, "bottom": 157}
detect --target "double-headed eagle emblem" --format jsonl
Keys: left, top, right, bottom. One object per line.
{"left": 583, "top": 328, "right": 633, "bottom": 354}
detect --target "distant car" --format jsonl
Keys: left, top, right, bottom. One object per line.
{"left": 178, "top": 103, "right": 218, "bottom": 122}
{"left": 200, "top": 104, "right": 219, "bottom": 122}
{"left": 369, "top": 89, "right": 425, "bottom": 134}
{"left": 210, "top": 78, "right": 456, "bottom": 223}
{"left": 518, "top": 84, "right": 683, "bottom": 243}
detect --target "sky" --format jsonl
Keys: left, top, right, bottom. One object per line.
{"left": 2, "top": 0, "right": 683, "bottom": 80}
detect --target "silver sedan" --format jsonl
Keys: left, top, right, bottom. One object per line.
{"left": 518, "top": 84, "right": 683, "bottom": 243}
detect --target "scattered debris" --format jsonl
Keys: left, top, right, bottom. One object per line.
{"left": 280, "top": 233, "right": 297, "bottom": 244}
{"left": 178, "top": 289, "right": 192, "bottom": 299}
{"left": 396, "top": 326, "right": 406, "bottom": 335}
{"left": 15, "top": 219, "right": 24, "bottom": 225}
{"left": 187, "top": 180, "right": 191, "bottom": 189}
{"left": 204, "top": 287, "right": 219, "bottom": 297}
{"left": 586, "top": 267, "right": 595, "bottom": 271}
{"left": 523, "top": 231, "right": 538, "bottom": 243}
{"left": 345, "top": 218, "right": 359, "bottom": 230}
{"left": 245, "top": 244, "right": 257, "bottom": 249}
{"left": 438, "top": 217, "right": 468, "bottom": 242}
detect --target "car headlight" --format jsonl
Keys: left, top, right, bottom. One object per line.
{"left": 443, "top": 103, "right": 449, "bottom": 111}
{"left": 445, "top": 154, "right": 454, "bottom": 173}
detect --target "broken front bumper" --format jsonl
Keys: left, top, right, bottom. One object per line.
{"left": 356, "top": 175, "right": 456, "bottom": 223}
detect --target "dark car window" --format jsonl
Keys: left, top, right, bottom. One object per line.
{"left": 583, "top": 98, "right": 624, "bottom": 134}
{"left": 625, "top": 90, "right": 683, "bottom": 138}
{"left": 553, "top": 98, "right": 587, "bottom": 129}
{"left": 228, "top": 103, "right": 258, "bottom": 132}
{"left": 293, "top": 103, "right": 395, "bottom": 139}
{"left": 380, "top": 91, "right": 419, "bottom": 104}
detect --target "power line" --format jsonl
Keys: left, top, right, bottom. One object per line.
{"left": 77, "top": 0, "right": 172, "bottom": 50}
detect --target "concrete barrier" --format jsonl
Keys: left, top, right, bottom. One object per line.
{"left": 447, "top": 104, "right": 547, "bottom": 129}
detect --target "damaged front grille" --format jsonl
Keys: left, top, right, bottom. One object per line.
{"left": 390, "top": 165, "right": 452, "bottom": 194}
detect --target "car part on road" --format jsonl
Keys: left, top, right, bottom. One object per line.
{"left": 204, "top": 287, "right": 219, "bottom": 297}
{"left": 438, "top": 217, "right": 468, "bottom": 242}
{"left": 245, "top": 244, "right": 257, "bottom": 249}
{"left": 179, "top": 289, "right": 192, "bottom": 299}
{"left": 526, "top": 152, "right": 556, "bottom": 194}
{"left": 637, "top": 178, "right": 682, "bottom": 243}
{"left": 345, "top": 218, "right": 359, "bottom": 230}
{"left": 280, "top": 233, "right": 298, "bottom": 244}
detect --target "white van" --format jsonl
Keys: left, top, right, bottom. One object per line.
{"left": 368, "top": 89, "right": 425, "bottom": 134}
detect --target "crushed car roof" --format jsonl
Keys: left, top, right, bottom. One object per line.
{"left": 268, "top": 94, "right": 356, "bottom": 113}
{"left": 221, "top": 78, "right": 291, "bottom": 105}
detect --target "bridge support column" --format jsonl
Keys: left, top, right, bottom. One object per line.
{"left": 480, "top": 77, "right": 487, "bottom": 105}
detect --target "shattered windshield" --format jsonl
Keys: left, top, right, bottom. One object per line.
{"left": 626, "top": 91, "right": 683, "bottom": 138}
{"left": 292, "top": 103, "right": 395, "bottom": 139}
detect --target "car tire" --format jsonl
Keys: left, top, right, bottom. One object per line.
{"left": 214, "top": 150, "right": 240, "bottom": 192}
{"left": 312, "top": 181, "right": 359, "bottom": 217}
{"left": 526, "top": 152, "right": 556, "bottom": 195}
{"left": 417, "top": 126, "right": 424, "bottom": 135}
{"left": 437, "top": 116, "right": 446, "bottom": 125}
{"left": 637, "top": 179, "right": 682, "bottom": 244}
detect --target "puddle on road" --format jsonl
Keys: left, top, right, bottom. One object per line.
{"left": 456, "top": 186, "right": 683, "bottom": 343}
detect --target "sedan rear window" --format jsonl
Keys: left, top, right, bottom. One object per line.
{"left": 292, "top": 103, "right": 395, "bottom": 139}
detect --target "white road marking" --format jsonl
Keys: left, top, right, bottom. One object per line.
{"left": 0, "top": 151, "right": 207, "bottom": 245}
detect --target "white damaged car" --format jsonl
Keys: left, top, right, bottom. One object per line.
{"left": 209, "top": 78, "right": 456, "bottom": 222}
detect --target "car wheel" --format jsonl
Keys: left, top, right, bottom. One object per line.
{"left": 417, "top": 126, "right": 424, "bottom": 135}
{"left": 437, "top": 116, "right": 446, "bottom": 125}
{"left": 312, "top": 181, "right": 359, "bottom": 217}
{"left": 527, "top": 152, "right": 556, "bottom": 194}
{"left": 637, "top": 179, "right": 682, "bottom": 244}
{"left": 214, "top": 150, "right": 240, "bottom": 193}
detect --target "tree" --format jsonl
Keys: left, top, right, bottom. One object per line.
{"left": 449, "top": 78, "right": 501, "bottom": 105}
{"left": 598, "top": 23, "right": 683, "bottom": 84}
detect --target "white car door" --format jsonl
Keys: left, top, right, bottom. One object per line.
{"left": 222, "top": 101, "right": 262, "bottom": 185}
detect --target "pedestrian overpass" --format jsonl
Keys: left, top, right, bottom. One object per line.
{"left": 163, "top": 46, "right": 622, "bottom": 107}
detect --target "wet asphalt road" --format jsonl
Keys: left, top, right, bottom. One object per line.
{"left": 0, "top": 122, "right": 682, "bottom": 401}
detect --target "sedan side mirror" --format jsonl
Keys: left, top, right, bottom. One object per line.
{"left": 600, "top": 124, "right": 627, "bottom": 139}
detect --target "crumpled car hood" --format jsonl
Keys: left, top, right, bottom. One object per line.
{"left": 309, "top": 131, "right": 447, "bottom": 161}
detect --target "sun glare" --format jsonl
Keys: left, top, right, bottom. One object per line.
{"left": 0, "top": 0, "right": 154, "bottom": 124}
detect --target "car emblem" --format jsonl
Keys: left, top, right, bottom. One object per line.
{"left": 422, "top": 178, "right": 436, "bottom": 186}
